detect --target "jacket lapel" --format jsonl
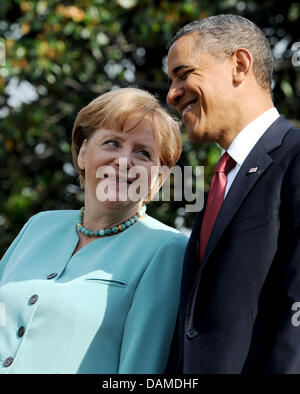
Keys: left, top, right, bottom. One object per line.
{"left": 198, "top": 116, "right": 294, "bottom": 273}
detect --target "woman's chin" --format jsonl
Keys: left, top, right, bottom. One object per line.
{"left": 99, "top": 198, "right": 137, "bottom": 211}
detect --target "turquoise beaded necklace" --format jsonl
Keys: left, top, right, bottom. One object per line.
{"left": 76, "top": 204, "right": 146, "bottom": 237}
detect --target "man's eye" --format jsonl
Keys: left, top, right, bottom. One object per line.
{"left": 180, "top": 72, "right": 189, "bottom": 80}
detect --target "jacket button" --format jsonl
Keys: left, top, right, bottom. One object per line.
{"left": 47, "top": 272, "right": 58, "bottom": 280}
{"left": 17, "top": 326, "right": 25, "bottom": 337}
{"left": 29, "top": 294, "right": 38, "bottom": 305}
{"left": 3, "top": 357, "right": 14, "bottom": 367}
{"left": 186, "top": 328, "right": 198, "bottom": 339}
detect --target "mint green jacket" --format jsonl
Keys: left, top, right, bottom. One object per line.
{"left": 0, "top": 210, "right": 188, "bottom": 374}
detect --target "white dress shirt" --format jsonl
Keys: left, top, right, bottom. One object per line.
{"left": 223, "top": 107, "right": 280, "bottom": 197}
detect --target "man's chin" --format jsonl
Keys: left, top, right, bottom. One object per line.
{"left": 187, "top": 127, "right": 210, "bottom": 143}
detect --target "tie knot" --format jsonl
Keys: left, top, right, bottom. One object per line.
{"left": 215, "top": 152, "right": 236, "bottom": 174}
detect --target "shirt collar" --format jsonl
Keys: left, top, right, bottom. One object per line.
{"left": 222, "top": 107, "right": 280, "bottom": 166}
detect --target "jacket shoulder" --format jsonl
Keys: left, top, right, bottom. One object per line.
{"left": 141, "top": 215, "right": 189, "bottom": 242}
{"left": 25, "top": 209, "right": 78, "bottom": 229}
{"left": 285, "top": 124, "right": 300, "bottom": 142}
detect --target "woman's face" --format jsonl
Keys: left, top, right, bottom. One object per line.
{"left": 78, "top": 116, "right": 161, "bottom": 210}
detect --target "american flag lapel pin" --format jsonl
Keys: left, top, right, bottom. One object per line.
{"left": 248, "top": 166, "right": 259, "bottom": 174}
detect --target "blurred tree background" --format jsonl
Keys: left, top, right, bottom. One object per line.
{"left": 0, "top": 0, "right": 299, "bottom": 257}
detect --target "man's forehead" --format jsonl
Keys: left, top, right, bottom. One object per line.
{"left": 167, "top": 36, "right": 200, "bottom": 73}
{"left": 168, "top": 34, "right": 195, "bottom": 56}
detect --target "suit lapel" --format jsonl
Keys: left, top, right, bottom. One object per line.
{"left": 200, "top": 143, "right": 272, "bottom": 269}
{"left": 198, "top": 116, "right": 294, "bottom": 273}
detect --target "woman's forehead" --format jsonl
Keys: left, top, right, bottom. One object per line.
{"left": 114, "top": 114, "right": 160, "bottom": 140}
{"left": 92, "top": 116, "right": 159, "bottom": 142}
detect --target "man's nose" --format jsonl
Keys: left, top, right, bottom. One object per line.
{"left": 166, "top": 86, "right": 184, "bottom": 108}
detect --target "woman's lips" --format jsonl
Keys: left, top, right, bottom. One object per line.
{"left": 104, "top": 175, "right": 132, "bottom": 185}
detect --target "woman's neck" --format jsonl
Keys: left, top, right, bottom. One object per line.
{"left": 82, "top": 200, "right": 144, "bottom": 231}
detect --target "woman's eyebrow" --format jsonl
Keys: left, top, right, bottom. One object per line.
{"left": 135, "top": 142, "right": 154, "bottom": 151}
{"left": 101, "top": 131, "right": 125, "bottom": 139}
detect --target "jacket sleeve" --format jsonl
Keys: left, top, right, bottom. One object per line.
{"left": 118, "top": 233, "right": 188, "bottom": 374}
{"left": 264, "top": 151, "right": 300, "bottom": 373}
{"left": 0, "top": 214, "right": 37, "bottom": 281}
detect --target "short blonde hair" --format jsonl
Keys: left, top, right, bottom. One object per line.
{"left": 72, "top": 87, "right": 182, "bottom": 193}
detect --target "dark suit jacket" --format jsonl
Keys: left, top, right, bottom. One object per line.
{"left": 167, "top": 116, "right": 300, "bottom": 374}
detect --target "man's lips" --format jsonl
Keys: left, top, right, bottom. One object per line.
{"left": 179, "top": 99, "right": 197, "bottom": 118}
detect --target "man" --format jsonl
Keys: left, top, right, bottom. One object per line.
{"left": 166, "top": 14, "right": 300, "bottom": 373}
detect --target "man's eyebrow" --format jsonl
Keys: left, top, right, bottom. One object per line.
{"left": 172, "top": 65, "right": 190, "bottom": 75}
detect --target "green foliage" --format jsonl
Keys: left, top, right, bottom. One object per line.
{"left": 0, "top": 0, "right": 299, "bottom": 256}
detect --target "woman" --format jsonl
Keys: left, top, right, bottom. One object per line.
{"left": 0, "top": 87, "right": 188, "bottom": 374}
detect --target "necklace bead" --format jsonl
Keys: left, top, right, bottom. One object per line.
{"left": 76, "top": 204, "right": 146, "bottom": 238}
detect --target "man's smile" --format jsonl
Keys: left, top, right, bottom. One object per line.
{"left": 179, "top": 98, "right": 197, "bottom": 119}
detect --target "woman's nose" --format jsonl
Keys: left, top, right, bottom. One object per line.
{"left": 114, "top": 152, "right": 133, "bottom": 169}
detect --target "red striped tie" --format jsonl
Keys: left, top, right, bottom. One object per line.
{"left": 199, "top": 152, "right": 236, "bottom": 262}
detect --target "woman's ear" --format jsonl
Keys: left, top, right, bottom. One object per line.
{"left": 78, "top": 139, "right": 87, "bottom": 170}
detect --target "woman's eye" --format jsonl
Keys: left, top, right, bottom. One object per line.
{"left": 105, "top": 140, "right": 119, "bottom": 148}
{"left": 138, "top": 150, "right": 150, "bottom": 159}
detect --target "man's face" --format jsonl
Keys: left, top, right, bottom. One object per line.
{"left": 167, "top": 34, "right": 235, "bottom": 146}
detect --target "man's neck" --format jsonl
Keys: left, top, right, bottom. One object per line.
{"left": 219, "top": 94, "right": 274, "bottom": 150}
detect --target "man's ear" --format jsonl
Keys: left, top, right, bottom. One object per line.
{"left": 78, "top": 139, "right": 87, "bottom": 170}
{"left": 232, "top": 48, "right": 253, "bottom": 84}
